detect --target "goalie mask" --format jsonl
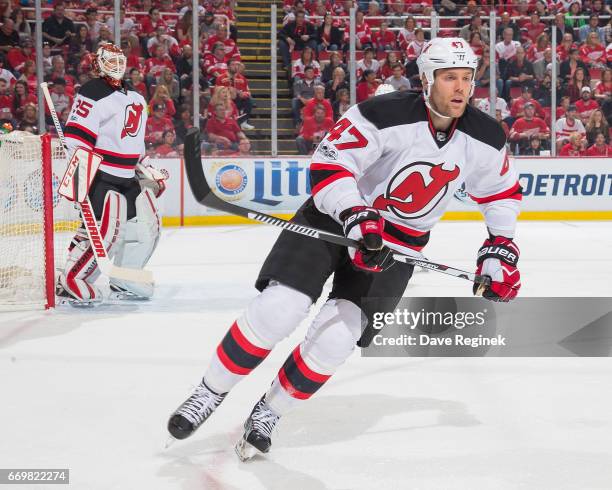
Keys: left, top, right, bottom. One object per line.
{"left": 416, "top": 37, "right": 478, "bottom": 119}
{"left": 95, "top": 43, "right": 127, "bottom": 88}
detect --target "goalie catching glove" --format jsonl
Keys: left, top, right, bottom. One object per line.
{"left": 340, "top": 206, "right": 394, "bottom": 272}
{"left": 136, "top": 158, "right": 169, "bottom": 198}
{"left": 473, "top": 236, "right": 521, "bottom": 302}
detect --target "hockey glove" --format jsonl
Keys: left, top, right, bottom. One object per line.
{"left": 340, "top": 206, "right": 394, "bottom": 272}
{"left": 473, "top": 236, "right": 521, "bottom": 302}
{"left": 136, "top": 158, "right": 169, "bottom": 198}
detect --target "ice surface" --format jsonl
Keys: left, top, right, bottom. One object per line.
{"left": 1, "top": 221, "right": 611, "bottom": 490}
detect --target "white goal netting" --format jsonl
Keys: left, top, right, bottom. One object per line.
{"left": 0, "top": 131, "right": 80, "bottom": 310}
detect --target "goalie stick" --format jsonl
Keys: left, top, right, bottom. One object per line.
{"left": 183, "top": 128, "right": 490, "bottom": 288}
{"left": 40, "top": 82, "right": 153, "bottom": 285}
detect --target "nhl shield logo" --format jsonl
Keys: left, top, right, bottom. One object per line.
{"left": 121, "top": 103, "right": 144, "bottom": 139}
{"left": 373, "top": 162, "right": 460, "bottom": 219}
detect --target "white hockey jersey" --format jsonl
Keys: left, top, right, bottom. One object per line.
{"left": 64, "top": 78, "right": 148, "bottom": 179}
{"left": 311, "top": 92, "right": 521, "bottom": 255}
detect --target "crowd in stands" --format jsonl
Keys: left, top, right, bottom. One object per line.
{"left": 0, "top": 0, "right": 254, "bottom": 157}
{"left": 283, "top": 0, "right": 612, "bottom": 155}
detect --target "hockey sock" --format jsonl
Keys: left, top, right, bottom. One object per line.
{"left": 204, "top": 317, "right": 272, "bottom": 394}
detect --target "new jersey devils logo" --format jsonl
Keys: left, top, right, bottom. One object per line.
{"left": 373, "top": 162, "right": 460, "bottom": 219}
{"left": 121, "top": 103, "right": 144, "bottom": 139}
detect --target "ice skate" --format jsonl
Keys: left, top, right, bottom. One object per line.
{"left": 235, "top": 396, "right": 280, "bottom": 462}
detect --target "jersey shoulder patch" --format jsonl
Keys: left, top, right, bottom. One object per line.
{"left": 457, "top": 105, "right": 507, "bottom": 151}
{"left": 77, "top": 78, "right": 115, "bottom": 101}
{"left": 357, "top": 91, "right": 426, "bottom": 130}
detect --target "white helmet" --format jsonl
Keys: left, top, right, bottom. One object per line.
{"left": 374, "top": 83, "right": 395, "bottom": 96}
{"left": 417, "top": 37, "right": 479, "bottom": 113}
{"left": 95, "top": 43, "right": 127, "bottom": 88}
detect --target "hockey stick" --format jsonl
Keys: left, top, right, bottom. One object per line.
{"left": 183, "top": 128, "right": 490, "bottom": 288}
{"left": 40, "top": 82, "right": 153, "bottom": 285}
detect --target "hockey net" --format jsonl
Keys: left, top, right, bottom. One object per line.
{"left": 0, "top": 131, "right": 80, "bottom": 310}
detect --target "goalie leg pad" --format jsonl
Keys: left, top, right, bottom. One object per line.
{"left": 58, "top": 190, "right": 127, "bottom": 302}
{"left": 109, "top": 188, "right": 160, "bottom": 299}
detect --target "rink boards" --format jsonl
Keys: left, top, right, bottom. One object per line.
{"left": 148, "top": 156, "right": 612, "bottom": 226}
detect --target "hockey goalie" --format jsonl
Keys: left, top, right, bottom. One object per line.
{"left": 56, "top": 43, "right": 167, "bottom": 305}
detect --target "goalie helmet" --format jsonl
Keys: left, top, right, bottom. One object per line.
{"left": 417, "top": 37, "right": 479, "bottom": 103}
{"left": 94, "top": 43, "right": 127, "bottom": 88}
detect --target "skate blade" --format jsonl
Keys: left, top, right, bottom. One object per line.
{"left": 164, "top": 436, "right": 177, "bottom": 449}
{"left": 55, "top": 297, "right": 101, "bottom": 308}
{"left": 108, "top": 291, "right": 150, "bottom": 301}
{"left": 235, "top": 437, "right": 260, "bottom": 462}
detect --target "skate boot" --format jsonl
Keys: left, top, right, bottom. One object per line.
{"left": 235, "top": 396, "right": 281, "bottom": 461}
{"left": 55, "top": 274, "right": 102, "bottom": 307}
{"left": 167, "top": 380, "right": 227, "bottom": 440}
{"left": 109, "top": 282, "right": 150, "bottom": 301}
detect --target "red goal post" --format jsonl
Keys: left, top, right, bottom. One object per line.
{"left": 0, "top": 131, "right": 79, "bottom": 310}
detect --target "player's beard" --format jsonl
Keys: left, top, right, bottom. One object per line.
{"left": 430, "top": 92, "right": 467, "bottom": 119}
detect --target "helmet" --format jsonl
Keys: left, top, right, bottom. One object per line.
{"left": 416, "top": 37, "right": 479, "bottom": 101}
{"left": 374, "top": 83, "right": 395, "bottom": 96}
{"left": 95, "top": 43, "right": 126, "bottom": 88}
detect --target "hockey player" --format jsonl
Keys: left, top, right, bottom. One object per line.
{"left": 168, "top": 38, "right": 522, "bottom": 460}
{"left": 57, "top": 43, "right": 166, "bottom": 305}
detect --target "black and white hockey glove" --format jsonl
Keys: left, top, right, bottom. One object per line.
{"left": 340, "top": 206, "right": 394, "bottom": 272}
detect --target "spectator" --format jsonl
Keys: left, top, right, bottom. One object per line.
{"left": 316, "top": 12, "right": 343, "bottom": 52}
{"left": 384, "top": 63, "right": 411, "bottom": 91}
{"left": 575, "top": 86, "right": 599, "bottom": 123}
{"left": 68, "top": 25, "right": 93, "bottom": 70}
{"left": 559, "top": 131, "right": 586, "bottom": 156}
{"left": 559, "top": 48, "right": 588, "bottom": 84}
{"left": 206, "top": 24, "right": 240, "bottom": 61}
{"left": 175, "top": 10, "right": 193, "bottom": 44}
{"left": 554, "top": 104, "right": 586, "bottom": 151}
{"left": 523, "top": 13, "right": 546, "bottom": 46}
{"left": 566, "top": 67, "right": 590, "bottom": 102}
{"left": 145, "top": 103, "right": 175, "bottom": 147}
{"left": 534, "top": 72, "right": 562, "bottom": 108}
{"left": 291, "top": 64, "right": 317, "bottom": 125}
{"left": 526, "top": 33, "right": 550, "bottom": 63}
{"left": 149, "top": 85, "right": 176, "bottom": 118}
{"left": 151, "top": 130, "right": 180, "bottom": 157}
{"left": 344, "top": 10, "right": 373, "bottom": 51}
{"left": 210, "top": 85, "right": 239, "bottom": 121}
{"left": 84, "top": 7, "right": 103, "bottom": 43}
{"left": 503, "top": 46, "right": 535, "bottom": 98}
{"left": 510, "top": 86, "right": 545, "bottom": 120}
{"left": 356, "top": 47, "right": 381, "bottom": 80}
{"left": 405, "top": 27, "right": 426, "bottom": 62}
{"left": 10, "top": 8, "right": 32, "bottom": 42}
{"left": 468, "top": 31, "right": 484, "bottom": 59}
{"left": 0, "top": 106, "right": 14, "bottom": 128}
{"left": 325, "top": 66, "right": 349, "bottom": 102}
{"left": 495, "top": 108, "right": 511, "bottom": 138}
{"left": 556, "top": 33, "right": 577, "bottom": 63}
{"left": 320, "top": 51, "right": 347, "bottom": 84}
{"left": 140, "top": 7, "right": 168, "bottom": 39}
{"left": 144, "top": 45, "right": 176, "bottom": 86}
{"left": 552, "top": 12, "right": 574, "bottom": 45}
{"left": 565, "top": 1, "right": 587, "bottom": 31}
{"left": 533, "top": 48, "right": 557, "bottom": 83}
{"left": 0, "top": 19, "right": 19, "bottom": 54}
{"left": 365, "top": 1, "right": 383, "bottom": 29}
{"left": 94, "top": 26, "right": 116, "bottom": 53}
{"left": 303, "top": 84, "right": 333, "bottom": 120}
{"left": 523, "top": 134, "right": 543, "bottom": 156}
{"left": 11, "top": 80, "right": 36, "bottom": 122}
{"left": 19, "top": 102, "right": 38, "bottom": 130}
{"left": 379, "top": 51, "right": 400, "bottom": 80}
{"left": 579, "top": 14, "right": 607, "bottom": 44}
{"left": 580, "top": 31, "right": 607, "bottom": 70}
{"left": 296, "top": 104, "right": 334, "bottom": 154}
{"left": 42, "top": 3, "right": 75, "bottom": 48}
{"left": 147, "top": 25, "right": 180, "bottom": 58}
{"left": 156, "top": 67, "right": 180, "bottom": 102}
{"left": 278, "top": 11, "right": 317, "bottom": 70}
{"left": 586, "top": 131, "right": 611, "bottom": 156}
{"left": 496, "top": 12, "right": 519, "bottom": 42}
{"left": 7, "top": 37, "right": 35, "bottom": 74}
{"left": 48, "top": 55, "right": 75, "bottom": 89}
{"left": 474, "top": 45, "right": 502, "bottom": 95}
{"left": 105, "top": 7, "right": 137, "bottom": 44}
{"left": 210, "top": 0, "right": 236, "bottom": 25}
{"left": 236, "top": 138, "right": 252, "bottom": 156}
{"left": 41, "top": 42, "right": 52, "bottom": 76}
{"left": 206, "top": 102, "right": 246, "bottom": 151}
{"left": 585, "top": 109, "right": 609, "bottom": 145}
{"left": 556, "top": 95, "right": 571, "bottom": 120}
{"left": 174, "top": 105, "right": 194, "bottom": 146}
{"left": 356, "top": 69, "right": 380, "bottom": 103}
{"left": 48, "top": 79, "right": 73, "bottom": 117}
{"left": 18, "top": 59, "right": 36, "bottom": 93}
{"left": 332, "top": 87, "right": 350, "bottom": 120}
{"left": 477, "top": 93, "right": 510, "bottom": 120}
{"left": 128, "top": 68, "right": 147, "bottom": 99}
{"left": 372, "top": 22, "right": 397, "bottom": 52}
{"left": 292, "top": 46, "right": 321, "bottom": 81}
{"left": 386, "top": 0, "right": 406, "bottom": 28}
{"left": 0, "top": 78, "right": 10, "bottom": 111}
{"left": 397, "top": 16, "right": 417, "bottom": 51}
{"left": 203, "top": 42, "right": 230, "bottom": 81}
{"left": 594, "top": 68, "right": 612, "bottom": 101}
{"left": 495, "top": 27, "right": 521, "bottom": 75}
{"left": 216, "top": 60, "right": 254, "bottom": 130}
{"left": 459, "top": 15, "right": 489, "bottom": 44}
{"left": 509, "top": 102, "right": 550, "bottom": 154}
{"left": 200, "top": 11, "right": 219, "bottom": 39}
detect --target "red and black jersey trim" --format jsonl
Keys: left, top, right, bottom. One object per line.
{"left": 65, "top": 123, "right": 97, "bottom": 148}
{"left": 216, "top": 321, "right": 271, "bottom": 375}
{"left": 310, "top": 163, "right": 355, "bottom": 196}
{"left": 277, "top": 346, "right": 331, "bottom": 400}
{"left": 469, "top": 181, "right": 523, "bottom": 204}
{"left": 382, "top": 221, "right": 430, "bottom": 251}
{"left": 95, "top": 148, "right": 140, "bottom": 168}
